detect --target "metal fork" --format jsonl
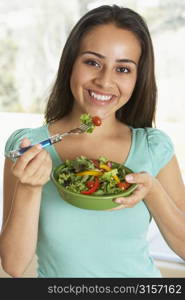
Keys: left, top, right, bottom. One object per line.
{"left": 8, "top": 123, "right": 90, "bottom": 159}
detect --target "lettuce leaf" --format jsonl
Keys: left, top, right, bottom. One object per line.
{"left": 80, "top": 113, "right": 95, "bottom": 133}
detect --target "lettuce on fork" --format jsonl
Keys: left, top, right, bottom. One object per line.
{"left": 80, "top": 113, "right": 102, "bottom": 133}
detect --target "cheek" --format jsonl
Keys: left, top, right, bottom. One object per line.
{"left": 70, "top": 64, "right": 90, "bottom": 93}
{"left": 128, "top": 78, "right": 137, "bottom": 95}
{"left": 70, "top": 69, "right": 83, "bottom": 100}
{"left": 119, "top": 76, "right": 137, "bottom": 98}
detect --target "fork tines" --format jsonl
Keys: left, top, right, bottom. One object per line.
{"left": 79, "top": 123, "right": 89, "bottom": 130}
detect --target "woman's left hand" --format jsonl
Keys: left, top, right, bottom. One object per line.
{"left": 109, "top": 172, "right": 155, "bottom": 211}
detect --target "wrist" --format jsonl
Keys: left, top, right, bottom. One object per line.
{"left": 144, "top": 177, "right": 161, "bottom": 203}
{"left": 17, "top": 181, "right": 43, "bottom": 194}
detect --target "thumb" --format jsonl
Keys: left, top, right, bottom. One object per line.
{"left": 20, "top": 137, "right": 31, "bottom": 148}
{"left": 125, "top": 171, "right": 149, "bottom": 183}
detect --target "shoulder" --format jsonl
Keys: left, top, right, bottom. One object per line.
{"left": 133, "top": 127, "right": 174, "bottom": 175}
{"left": 4, "top": 125, "right": 48, "bottom": 160}
{"left": 144, "top": 127, "right": 174, "bottom": 154}
{"left": 133, "top": 126, "right": 171, "bottom": 140}
{"left": 133, "top": 127, "right": 174, "bottom": 148}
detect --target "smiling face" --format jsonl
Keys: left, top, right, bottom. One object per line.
{"left": 70, "top": 23, "right": 141, "bottom": 120}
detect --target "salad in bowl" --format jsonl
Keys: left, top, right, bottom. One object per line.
{"left": 51, "top": 156, "right": 137, "bottom": 210}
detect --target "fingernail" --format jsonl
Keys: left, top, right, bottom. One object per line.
{"left": 125, "top": 174, "right": 134, "bottom": 182}
{"left": 36, "top": 144, "right": 42, "bottom": 150}
{"left": 114, "top": 199, "right": 122, "bottom": 204}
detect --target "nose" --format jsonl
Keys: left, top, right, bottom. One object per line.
{"left": 93, "top": 67, "right": 114, "bottom": 89}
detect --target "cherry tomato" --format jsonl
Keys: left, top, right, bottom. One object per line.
{"left": 117, "top": 182, "right": 131, "bottom": 190}
{"left": 92, "top": 116, "right": 102, "bottom": 126}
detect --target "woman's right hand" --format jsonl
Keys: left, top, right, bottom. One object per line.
{"left": 11, "top": 137, "right": 52, "bottom": 188}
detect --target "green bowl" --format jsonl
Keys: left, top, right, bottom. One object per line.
{"left": 51, "top": 164, "right": 137, "bottom": 211}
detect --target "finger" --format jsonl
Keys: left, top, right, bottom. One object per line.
{"left": 125, "top": 172, "right": 145, "bottom": 183}
{"left": 32, "top": 153, "right": 52, "bottom": 182}
{"left": 34, "top": 162, "right": 52, "bottom": 185}
{"left": 125, "top": 172, "right": 153, "bottom": 188}
{"left": 114, "top": 184, "right": 146, "bottom": 207}
{"left": 106, "top": 204, "right": 128, "bottom": 211}
{"left": 27, "top": 159, "right": 52, "bottom": 186}
{"left": 20, "top": 137, "right": 31, "bottom": 148}
{"left": 20, "top": 152, "right": 52, "bottom": 185}
{"left": 12, "top": 144, "right": 42, "bottom": 176}
{"left": 23, "top": 149, "right": 49, "bottom": 178}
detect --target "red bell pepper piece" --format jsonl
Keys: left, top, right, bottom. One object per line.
{"left": 86, "top": 181, "right": 95, "bottom": 188}
{"left": 81, "top": 177, "right": 100, "bottom": 195}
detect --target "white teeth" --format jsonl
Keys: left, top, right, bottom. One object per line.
{"left": 90, "top": 91, "right": 112, "bottom": 101}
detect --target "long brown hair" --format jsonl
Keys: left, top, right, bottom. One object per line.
{"left": 45, "top": 5, "right": 157, "bottom": 128}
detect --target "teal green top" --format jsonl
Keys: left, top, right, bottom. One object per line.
{"left": 4, "top": 125, "right": 174, "bottom": 278}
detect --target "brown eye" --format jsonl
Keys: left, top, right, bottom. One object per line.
{"left": 117, "top": 67, "right": 130, "bottom": 73}
{"left": 84, "top": 60, "right": 100, "bottom": 68}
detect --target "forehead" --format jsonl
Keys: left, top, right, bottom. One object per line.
{"left": 79, "top": 23, "right": 141, "bottom": 63}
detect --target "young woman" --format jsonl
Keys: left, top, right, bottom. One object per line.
{"left": 0, "top": 5, "right": 185, "bottom": 278}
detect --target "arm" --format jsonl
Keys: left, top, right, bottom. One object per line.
{"left": 145, "top": 155, "right": 185, "bottom": 259}
{"left": 112, "top": 155, "right": 185, "bottom": 260}
{"left": 0, "top": 138, "right": 52, "bottom": 277}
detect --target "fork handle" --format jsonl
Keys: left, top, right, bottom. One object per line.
{"left": 8, "top": 138, "right": 52, "bottom": 159}
{"left": 8, "top": 134, "right": 63, "bottom": 159}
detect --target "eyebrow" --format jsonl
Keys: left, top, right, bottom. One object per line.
{"left": 81, "top": 51, "right": 137, "bottom": 66}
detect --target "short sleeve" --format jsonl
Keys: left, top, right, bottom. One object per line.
{"left": 146, "top": 128, "right": 174, "bottom": 176}
{"left": 4, "top": 128, "right": 32, "bottom": 162}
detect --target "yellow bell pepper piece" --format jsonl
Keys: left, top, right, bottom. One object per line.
{"left": 113, "top": 175, "right": 120, "bottom": 183}
{"left": 76, "top": 170, "right": 103, "bottom": 176}
{"left": 99, "top": 164, "right": 111, "bottom": 171}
